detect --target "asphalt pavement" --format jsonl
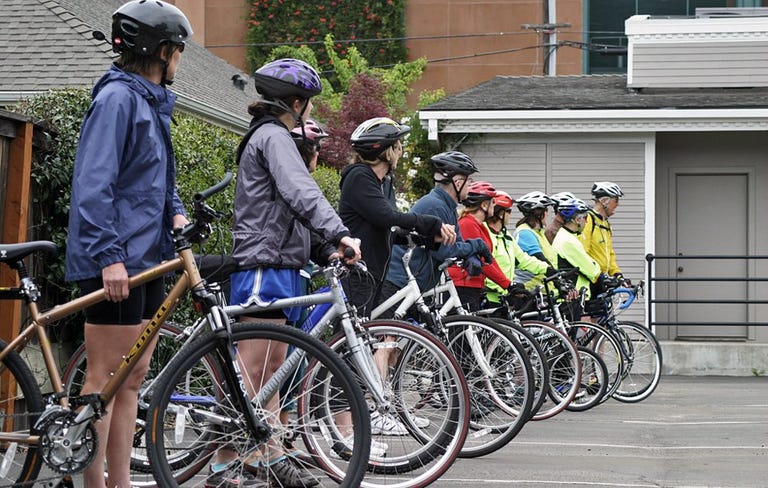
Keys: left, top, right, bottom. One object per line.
{"left": 427, "top": 375, "right": 768, "bottom": 487}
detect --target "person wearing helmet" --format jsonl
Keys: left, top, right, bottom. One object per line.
{"left": 580, "top": 181, "right": 624, "bottom": 280}
{"left": 484, "top": 191, "right": 553, "bottom": 307}
{"left": 339, "top": 117, "right": 455, "bottom": 316}
{"left": 228, "top": 58, "right": 361, "bottom": 487}
{"left": 380, "top": 151, "right": 493, "bottom": 301}
{"left": 447, "top": 181, "right": 519, "bottom": 310}
{"left": 545, "top": 191, "right": 577, "bottom": 244}
{"left": 64, "top": 2, "right": 194, "bottom": 487}
{"left": 290, "top": 118, "right": 328, "bottom": 171}
{"left": 514, "top": 191, "right": 558, "bottom": 289}
{"left": 552, "top": 197, "right": 603, "bottom": 303}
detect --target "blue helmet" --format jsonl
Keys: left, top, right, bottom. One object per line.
{"left": 253, "top": 58, "right": 322, "bottom": 100}
{"left": 558, "top": 197, "right": 590, "bottom": 220}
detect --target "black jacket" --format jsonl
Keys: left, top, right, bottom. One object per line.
{"left": 338, "top": 163, "right": 441, "bottom": 282}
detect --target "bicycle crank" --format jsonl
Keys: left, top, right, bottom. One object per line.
{"left": 36, "top": 406, "right": 98, "bottom": 474}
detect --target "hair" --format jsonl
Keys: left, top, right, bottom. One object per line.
{"left": 117, "top": 43, "right": 178, "bottom": 75}
{"left": 247, "top": 95, "right": 304, "bottom": 120}
{"left": 516, "top": 207, "right": 547, "bottom": 229}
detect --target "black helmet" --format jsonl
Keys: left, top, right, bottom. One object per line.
{"left": 430, "top": 151, "right": 478, "bottom": 177}
{"left": 350, "top": 117, "right": 410, "bottom": 160}
{"left": 112, "top": 0, "right": 193, "bottom": 56}
{"left": 253, "top": 58, "right": 322, "bottom": 100}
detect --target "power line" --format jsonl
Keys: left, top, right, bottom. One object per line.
{"left": 205, "top": 30, "right": 627, "bottom": 49}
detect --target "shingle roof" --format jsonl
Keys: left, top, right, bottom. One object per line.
{"left": 0, "top": 0, "right": 258, "bottom": 131}
{"left": 423, "top": 74, "right": 768, "bottom": 112}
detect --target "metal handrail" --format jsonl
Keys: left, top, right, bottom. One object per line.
{"left": 646, "top": 253, "right": 768, "bottom": 328}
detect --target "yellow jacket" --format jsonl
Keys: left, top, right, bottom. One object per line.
{"left": 578, "top": 210, "right": 621, "bottom": 275}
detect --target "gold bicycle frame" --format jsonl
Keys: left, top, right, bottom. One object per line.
{"left": 0, "top": 247, "right": 205, "bottom": 446}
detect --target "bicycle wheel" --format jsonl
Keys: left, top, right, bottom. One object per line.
{"left": 567, "top": 321, "right": 624, "bottom": 402}
{"left": 612, "top": 321, "right": 663, "bottom": 403}
{"left": 146, "top": 322, "right": 370, "bottom": 488}
{"left": 325, "top": 320, "right": 469, "bottom": 488}
{"left": 519, "top": 320, "right": 581, "bottom": 421}
{"left": 440, "top": 315, "right": 534, "bottom": 458}
{"left": 565, "top": 346, "right": 608, "bottom": 412}
{"left": 0, "top": 340, "right": 45, "bottom": 487}
{"left": 62, "top": 322, "right": 217, "bottom": 486}
{"left": 492, "top": 318, "right": 549, "bottom": 421}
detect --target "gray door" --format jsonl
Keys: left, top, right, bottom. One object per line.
{"left": 674, "top": 173, "right": 748, "bottom": 339}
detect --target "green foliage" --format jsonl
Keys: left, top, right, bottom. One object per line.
{"left": 752, "top": 367, "right": 765, "bottom": 377}
{"left": 245, "top": 0, "right": 407, "bottom": 76}
{"left": 311, "top": 164, "right": 341, "bottom": 209}
{"left": 14, "top": 88, "right": 240, "bottom": 340}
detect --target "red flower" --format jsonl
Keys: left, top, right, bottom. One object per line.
{"left": 295, "top": 9, "right": 301, "bottom": 15}
{"left": 320, "top": 17, "right": 326, "bottom": 22}
{"left": 268, "top": 13, "right": 274, "bottom": 19}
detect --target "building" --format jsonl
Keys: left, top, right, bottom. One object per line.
{"left": 420, "top": 14, "right": 768, "bottom": 375}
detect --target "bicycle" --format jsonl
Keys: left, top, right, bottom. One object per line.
{"left": 370, "top": 231, "right": 534, "bottom": 458}
{"left": 0, "top": 174, "right": 370, "bottom": 488}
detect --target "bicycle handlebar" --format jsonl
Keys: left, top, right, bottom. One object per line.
{"left": 194, "top": 172, "right": 233, "bottom": 202}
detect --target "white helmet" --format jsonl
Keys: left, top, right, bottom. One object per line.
{"left": 591, "top": 181, "right": 624, "bottom": 199}
{"left": 516, "top": 191, "right": 555, "bottom": 213}
{"left": 550, "top": 191, "right": 576, "bottom": 209}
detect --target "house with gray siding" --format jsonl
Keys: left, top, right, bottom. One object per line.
{"left": 419, "top": 15, "right": 768, "bottom": 375}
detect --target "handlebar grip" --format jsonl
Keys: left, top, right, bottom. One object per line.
{"left": 343, "top": 247, "right": 356, "bottom": 260}
{"left": 613, "top": 286, "right": 635, "bottom": 309}
{"left": 194, "top": 172, "right": 233, "bottom": 202}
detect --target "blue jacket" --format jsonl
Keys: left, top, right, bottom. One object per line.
{"left": 65, "top": 64, "right": 185, "bottom": 281}
{"left": 384, "top": 186, "right": 487, "bottom": 291}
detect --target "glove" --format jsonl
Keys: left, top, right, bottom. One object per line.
{"left": 507, "top": 283, "right": 529, "bottom": 297}
{"left": 413, "top": 214, "right": 443, "bottom": 237}
{"left": 475, "top": 241, "right": 493, "bottom": 264}
{"left": 465, "top": 256, "right": 483, "bottom": 277}
{"left": 545, "top": 267, "right": 557, "bottom": 277}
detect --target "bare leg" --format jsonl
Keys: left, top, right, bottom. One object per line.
{"left": 81, "top": 322, "right": 157, "bottom": 488}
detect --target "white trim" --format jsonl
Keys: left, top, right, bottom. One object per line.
{"left": 643, "top": 135, "right": 656, "bottom": 331}
{"left": 625, "top": 14, "right": 768, "bottom": 36}
{"left": 419, "top": 109, "right": 768, "bottom": 142}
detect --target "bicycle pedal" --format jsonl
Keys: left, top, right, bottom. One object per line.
{"left": 49, "top": 476, "right": 76, "bottom": 488}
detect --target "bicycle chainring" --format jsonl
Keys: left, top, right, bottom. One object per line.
{"left": 37, "top": 406, "right": 98, "bottom": 474}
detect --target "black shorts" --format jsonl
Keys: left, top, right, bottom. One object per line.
{"left": 79, "top": 277, "right": 165, "bottom": 325}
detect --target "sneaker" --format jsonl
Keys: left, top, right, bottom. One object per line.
{"left": 246, "top": 457, "right": 319, "bottom": 488}
{"left": 205, "top": 464, "right": 269, "bottom": 488}
{"left": 370, "top": 411, "right": 408, "bottom": 436}
{"left": 331, "top": 434, "right": 388, "bottom": 459}
{"left": 407, "top": 411, "right": 430, "bottom": 428}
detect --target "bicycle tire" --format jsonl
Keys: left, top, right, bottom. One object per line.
{"left": 0, "top": 340, "right": 45, "bottom": 487}
{"left": 565, "top": 346, "right": 609, "bottom": 412}
{"left": 145, "top": 322, "right": 370, "bottom": 488}
{"left": 519, "top": 320, "right": 582, "bottom": 420}
{"left": 612, "top": 321, "right": 663, "bottom": 403}
{"left": 492, "top": 318, "right": 550, "bottom": 421}
{"left": 61, "top": 322, "right": 219, "bottom": 487}
{"left": 567, "top": 321, "right": 624, "bottom": 403}
{"left": 440, "top": 315, "right": 534, "bottom": 458}
{"left": 325, "top": 320, "right": 469, "bottom": 488}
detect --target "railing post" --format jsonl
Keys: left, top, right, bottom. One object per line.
{"left": 646, "top": 253, "right": 654, "bottom": 332}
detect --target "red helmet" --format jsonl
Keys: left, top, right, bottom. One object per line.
{"left": 463, "top": 181, "right": 497, "bottom": 207}
{"left": 493, "top": 190, "right": 514, "bottom": 210}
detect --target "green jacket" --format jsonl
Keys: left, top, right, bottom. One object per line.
{"left": 552, "top": 226, "right": 602, "bottom": 299}
{"left": 485, "top": 224, "right": 548, "bottom": 303}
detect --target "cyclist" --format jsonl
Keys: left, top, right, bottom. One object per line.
{"left": 545, "top": 191, "right": 576, "bottom": 244}
{"left": 447, "top": 181, "right": 519, "bottom": 311}
{"left": 339, "top": 116, "right": 454, "bottom": 316}
{"left": 64, "top": 2, "right": 192, "bottom": 487}
{"left": 380, "top": 151, "right": 493, "bottom": 305}
{"left": 485, "top": 190, "right": 553, "bottom": 307}
{"left": 551, "top": 197, "right": 603, "bottom": 317}
{"left": 290, "top": 118, "right": 328, "bottom": 172}
{"left": 227, "top": 58, "right": 360, "bottom": 487}
{"left": 513, "top": 191, "right": 558, "bottom": 290}
{"left": 580, "top": 182, "right": 625, "bottom": 288}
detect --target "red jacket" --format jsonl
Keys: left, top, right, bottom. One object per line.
{"left": 448, "top": 214, "right": 512, "bottom": 289}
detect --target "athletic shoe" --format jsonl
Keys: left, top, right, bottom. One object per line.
{"left": 331, "top": 434, "right": 388, "bottom": 459}
{"left": 205, "top": 464, "right": 268, "bottom": 488}
{"left": 407, "top": 410, "right": 430, "bottom": 428}
{"left": 246, "top": 457, "right": 319, "bottom": 487}
{"left": 370, "top": 411, "right": 408, "bottom": 436}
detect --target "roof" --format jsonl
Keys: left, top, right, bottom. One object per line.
{"left": 0, "top": 0, "right": 258, "bottom": 132}
{"left": 422, "top": 74, "right": 768, "bottom": 112}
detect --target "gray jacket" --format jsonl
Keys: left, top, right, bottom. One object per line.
{"left": 232, "top": 119, "right": 349, "bottom": 269}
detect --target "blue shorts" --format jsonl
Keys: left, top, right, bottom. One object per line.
{"left": 230, "top": 268, "right": 303, "bottom": 322}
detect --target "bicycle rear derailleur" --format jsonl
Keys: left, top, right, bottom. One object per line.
{"left": 35, "top": 406, "right": 97, "bottom": 474}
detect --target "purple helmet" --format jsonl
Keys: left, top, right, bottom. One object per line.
{"left": 253, "top": 58, "right": 322, "bottom": 100}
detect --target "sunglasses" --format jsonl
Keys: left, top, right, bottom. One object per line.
{"left": 176, "top": 41, "right": 186, "bottom": 53}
